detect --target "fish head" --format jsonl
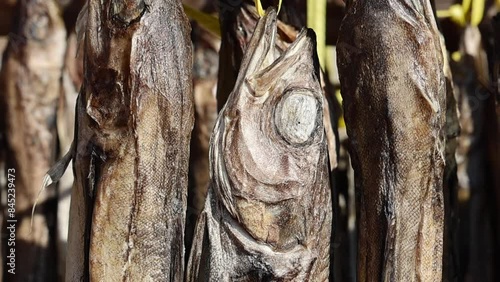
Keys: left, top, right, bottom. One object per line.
{"left": 211, "top": 8, "right": 328, "bottom": 247}
{"left": 228, "top": 8, "right": 324, "bottom": 148}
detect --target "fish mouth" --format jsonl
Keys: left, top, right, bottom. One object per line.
{"left": 238, "top": 7, "right": 278, "bottom": 77}
{"left": 235, "top": 7, "right": 317, "bottom": 87}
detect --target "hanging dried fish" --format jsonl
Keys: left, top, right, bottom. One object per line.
{"left": 337, "top": 0, "right": 446, "bottom": 280}
{"left": 453, "top": 26, "right": 497, "bottom": 282}
{"left": 217, "top": 1, "right": 337, "bottom": 169}
{"left": 187, "top": 8, "right": 332, "bottom": 281}
{"left": 0, "top": 0, "right": 67, "bottom": 280}
{"left": 61, "top": 0, "right": 194, "bottom": 280}
{"left": 217, "top": 1, "right": 305, "bottom": 106}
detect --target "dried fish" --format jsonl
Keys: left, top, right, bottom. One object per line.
{"left": 217, "top": 2, "right": 337, "bottom": 170}
{"left": 187, "top": 8, "right": 332, "bottom": 281}
{"left": 64, "top": 0, "right": 194, "bottom": 280}
{"left": 337, "top": 0, "right": 446, "bottom": 280}
{"left": 0, "top": 0, "right": 66, "bottom": 280}
{"left": 453, "top": 25, "right": 497, "bottom": 282}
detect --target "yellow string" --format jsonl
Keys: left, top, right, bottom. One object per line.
{"left": 437, "top": 4, "right": 466, "bottom": 26}
{"left": 462, "top": 0, "right": 472, "bottom": 13}
{"left": 255, "top": 0, "right": 265, "bottom": 17}
{"left": 471, "top": 0, "right": 485, "bottom": 26}
{"left": 437, "top": 0, "right": 486, "bottom": 27}
{"left": 254, "top": 0, "right": 283, "bottom": 17}
{"left": 335, "top": 90, "right": 346, "bottom": 128}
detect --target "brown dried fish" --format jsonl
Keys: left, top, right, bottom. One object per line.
{"left": 0, "top": 0, "right": 66, "bottom": 280}
{"left": 217, "top": 2, "right": 338, "bottom": 170}
{"left": 337, "top": 0, "right": 446, "bottom": 280}
{"left": 63, "top": 0, "right": 194, "bottom": 280}
{"left": 187, "top": 8, "right": 332, "bottom": 281}
{"left": 453, "top": 26, "right": 498, "bottom": 282}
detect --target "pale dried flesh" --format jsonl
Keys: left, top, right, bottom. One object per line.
{"left": 187, "top": 8, "right": 332, "bottom": 281}
{"left": 337, "top": 0, "right": 446, "bottom": 281}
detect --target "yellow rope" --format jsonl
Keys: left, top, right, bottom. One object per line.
{"left": 471, "top": 0, "right": 485, "bottom": 26}
{"left": 437, "top": 0, "right": 485, "bottom": 27}
{"left": 254, "top": 0, "right": 282, "bottom": 17}
{"left": 255, "top": 0, "right": 265, "bottom": 17}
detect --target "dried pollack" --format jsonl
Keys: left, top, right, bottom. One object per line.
{"left": 337, "top": 0, "right": 446, "bottom": 280}
{"left": 0, "top": 0, "right": 66, "bottom": 280}
{"left": 45, "top": 0, "right": 196, "bottom": 280}
{"left": 187, "top": 8, "right": 332, "bottom": 281}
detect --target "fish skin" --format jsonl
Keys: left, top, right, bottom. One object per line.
{"left": 337, "top": 0, "right": 446, "bottom": 281}
{"left": 187, "top": 8, "right": 332, "bottom": 281}
{"left": 66, "top": 0, "right": 194, "bottom": 280}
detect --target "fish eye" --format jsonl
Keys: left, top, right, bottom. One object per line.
{"left": 274, "top": 90, "right": 319, "bottom": 145}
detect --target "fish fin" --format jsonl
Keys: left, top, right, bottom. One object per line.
{"left": 31, "top": 142, "right": 74, "bottom": 232}
{"left": 411, "top": 64, "right": 440, "bottom": 113}
{"left": 186, "top": 207, "right": 208, "bottom": 282}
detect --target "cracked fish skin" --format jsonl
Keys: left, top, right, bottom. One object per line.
{"left": 187, "top": 8, "right": 332, "bottom": 282}
{"left": 65, "top": 0, "right": 194, "bottom": 280}
{"left": 337, "top": 0, "right": 446, "bottom": 281}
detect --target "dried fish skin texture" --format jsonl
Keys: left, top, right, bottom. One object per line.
{"left": 187, "top": 8, "right": 332, "bottom": 282}
{"left": 337, "top": 1, "right": 446, "bottom": 281}
{"left": 66, "top": 0, "right": 194, "bottom": 280}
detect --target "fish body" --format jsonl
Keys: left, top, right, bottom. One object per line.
{"left": 0, "top": 0, "right": 66, "bottom": 280}
{"left": 337, "top": 1, "right": 446, "bottom": 281}
{"left": 187, "top": 8, "right": 332, "bottom": 281}
{"left": 66, "top": 0, "right": 194, "bottom": 280}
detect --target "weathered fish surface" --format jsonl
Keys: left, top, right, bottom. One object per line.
{"left": 64, "top": 0, "right": 194, "bottom": 280}
{"left": 187, "top": 8, "right": 332, "bottom": 281}
{"left": 337, "top": 0, "right": 446, "bottom": 281}
{"left": 217, "top": 2, "right": 338, "bottom": 169}
{"left": 0, "top": 0, "right": 66, "bottom": 280}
